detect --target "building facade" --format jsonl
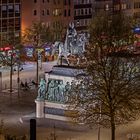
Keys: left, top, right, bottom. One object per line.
{"left": 73, "top": 0, "right": 93, "bottom": 33}
{"left": 93, "top": 0, "right": 140, "bottom": 19}
{"left": 21, "top": 0, "right": 74, "bottom": 41}
{"left": 0, "top": 0, "right": 21, "bottom": 42}
{"left": 0, "top": 0, "right": 139, "bottom": 43}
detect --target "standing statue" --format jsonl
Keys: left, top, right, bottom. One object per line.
{"left": 47, "top": 80, "right": 55, "bottom": 101}
{"left": 58, "top": 81, "right": 65, "bottom": 102}
{"left": 37, "top": 78, "right": 46, "bottom": 99}
{"left": 54, "top": 80, "right": 59, "bottom": 101}
{"left": 64, "top": 82, "right": 71, "bottom": 102}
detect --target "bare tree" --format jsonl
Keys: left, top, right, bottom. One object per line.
{"left": 23, "top": 21, "right": 53, "bottom": 86}
{"left": 0, "top": 33, "right": 22, "bottom": 94}
{"left": 68, "top": 13, "right": 140, "bottom": 140}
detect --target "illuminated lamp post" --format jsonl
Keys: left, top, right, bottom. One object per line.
{"left": 0, "top": 72, "right": 2, "bottom": 92}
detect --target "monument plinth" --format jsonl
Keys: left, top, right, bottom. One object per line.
{"left": 35, "top": 99, "right": 45, "bottom": 118}
{"left": 35, "top": 65, "right": 84, "bottom": 121}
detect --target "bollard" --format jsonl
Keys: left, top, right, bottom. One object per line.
{"left": 30, "top": 119, "right": 36, "bottom": 140}
{"left": 5, "top": 84, "right": 7, "bottom": 89}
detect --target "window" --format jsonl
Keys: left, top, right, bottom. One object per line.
{"left": 15, "top": 4, "right": 20, "bottom": 16}
{"left": 8, "top": 5, "right": 14, "bottom": 17}
{"left": 2, "top": 5, "right": 7, "bottom": 11}
{"left": 74, "top": 10, "right": 76, "bottom": 16}
{"left": 47, "top": 9, "right": 50, "bottom": 15}
{"left": 2, "top": 0, "right": 7, "bottom": 3}
{"left": 8, "top": 0, "right": 14, "bottom": 3}
{"left": 121, "top": 3, "right": 126, "bottom": 10}
{"left": 134, "top": 2, "right": 140, "bottom": 9}
{"left": 54, "top": 0, "right": 56, "bottom": 4}
{"left": 85, "top": 9, "right": 88, "bottom": 15}
{"left": 15, "top": 0, "right": 20, "bottom": 3}
{"left": 33, "top": 10, "right": 37, "bottom": 15}
{"left": 53, "top": 9, "right": 61, "bottom": 16}
{"left": 78, "top": 9, "right": 80, "bottom": 15}
{"left": 64, "top": 0, "right": 66, "bottom": 5}
{"left": 64, "top": 9, "right": 66, "bottom": 17}
{"left": 89, "top": 8, "right": 91, "bottom": 14}
{"left": 42, "top": 10, "right": 45, "bottom": 16}
{"left": 105, "top": 4, "right": 109, "bottom": 11}
{"left": 81, "top": 9, "right": 84, "bottom": 15}
{"left": 68, "top": 9, "right": 70, "bottom": 16}
{"left": 2, "top": 5, "right": 7, "bottom": 17}
{"left": 68, "top": 0, "right": 70, "bottom": 5}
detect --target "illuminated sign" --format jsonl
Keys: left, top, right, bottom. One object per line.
{"left": 133, "top": 27, "right": 140, "bottom": 34}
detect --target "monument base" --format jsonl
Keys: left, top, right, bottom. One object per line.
{"left": 44, "top": 101, "right": 71, "bottom": 121}
{"left": 35, "top": 99, "right": 72, "bottom": 121}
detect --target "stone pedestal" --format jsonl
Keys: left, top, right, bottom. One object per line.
{"left": 35, "top": 99, "right": 45, "bottom": 118}
{"left": 44, "top": 101, "right": 71, "bottom": 121}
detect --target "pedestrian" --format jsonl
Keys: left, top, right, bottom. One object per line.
{"left": 20, "top": 81, "right": 25, "bottom": 88}
{"left": 32, "top": 80, "right": 36, "bottom": 86}
{"left": 25, "top": 81, "right": 29, "bottom": 89}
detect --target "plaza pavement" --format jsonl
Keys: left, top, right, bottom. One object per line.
{"left": 0, "top": 88, "right": 140, "bottom": 140}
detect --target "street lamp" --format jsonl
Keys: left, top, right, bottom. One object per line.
{"left": 98, "top": 101, "right": 102, "bottom": 140}
{"left": 17, "top": 58, "right": 20, "bottom": 98}
{"left": 0, "top": 72, "right": 2, "bottom": 92}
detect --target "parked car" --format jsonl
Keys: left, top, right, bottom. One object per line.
{"left": 13, "top": 65, "right": 24, "bottom": 71}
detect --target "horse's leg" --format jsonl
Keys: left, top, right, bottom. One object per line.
{"left": 57, "top": 55, "right": 60, "bottom": 65}
{"left": 65, "top": 55, "right": 69, "bottom": 65}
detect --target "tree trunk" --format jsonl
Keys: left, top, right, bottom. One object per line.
{"left": 111, "top": 116, "right": 115, "bottom": 140}
{"left": 36, "top": 55, "right": 39, "bottom": 88}
{"left": 10, "top": 54, "right": 13, "bottom": 94}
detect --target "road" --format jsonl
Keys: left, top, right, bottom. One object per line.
{"left": 0, "top": 61, "right": 56, "bottom": 90}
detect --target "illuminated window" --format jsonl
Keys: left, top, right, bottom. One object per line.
{"left": 105, "top": 4, "right": 109, "bottom": 11}
{"left": 53, "top": 9, "right": 61, "bottom": 16}
{"left": 121, "top": 3, "right": 126, "bottom": 10}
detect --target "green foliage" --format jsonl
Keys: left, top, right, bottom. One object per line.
{"left": 69, "top": 12, "right": 140, "bottom": 140}
{"left": 22, "top": 21, "right": 53, "bottom": 47}
{"left": 88, "top": 12, "right": 137, "bottom": 52}
{"left": 0, "top": 119, "right": 5, "bottom": 135}
{"left": 5, "top": 134, "right": 28, "bottom": 140}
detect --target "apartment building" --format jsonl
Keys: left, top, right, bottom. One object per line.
{"left": 21, "top": 0, "right": 74, "bottom": 41}
{"left": 0, "top": 0, "right": 21, "bottom": 42}
{"left": 73, "top": 0, "right": 93, "bottom": 33}
{"left": 93, "top": 0, "right": 140, "bottom": 18}
{"left": 0, "top": 0, "right": 138, "bottom": 42}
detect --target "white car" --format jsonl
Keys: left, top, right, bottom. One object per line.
{"left": 13, "top": 65, "right": 24, "bottom": 71}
